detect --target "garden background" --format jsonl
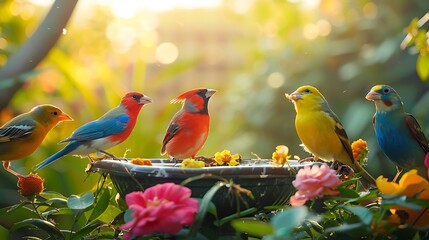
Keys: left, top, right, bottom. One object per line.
{"left": 0, "top": 0, "right": 428, "bottom": 219}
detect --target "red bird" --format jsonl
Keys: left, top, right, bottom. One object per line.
{"left": 161, "top": 88, "right": 216, "bottom": 160}
{"left": 33, "top": 92, "right": 153, "bottom": 171}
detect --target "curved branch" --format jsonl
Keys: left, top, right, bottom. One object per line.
{"left": 0, "top": 0, "right": 78, "bottom": 110}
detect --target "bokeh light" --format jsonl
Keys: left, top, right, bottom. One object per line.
{"left": 267, "top": 72, "right": 285, "bottom": 88}
{"left": 155, "top": 42, "right": 179, "bottom": 64}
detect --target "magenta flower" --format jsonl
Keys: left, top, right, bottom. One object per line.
{"left": 425, "top": 153, "right": 429, "bottom": 179}
{"left": 119, "top": 183, "right": 199, "bottom": 239}
{"left": 290, "top": 163, "right": 342, "bottom": 206}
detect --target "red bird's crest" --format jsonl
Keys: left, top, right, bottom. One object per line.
{"left": 170, "top": 89, "right": 205, "bottom": 104}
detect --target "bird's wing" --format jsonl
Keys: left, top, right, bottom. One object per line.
{"left": 161, "top": 122, "right": 180, "bottom": 154}
{"left": 325, "top": 110, "right": 355, "bottom": 163}
{"left": 0, "top": 124, "right": 35, "bottom": 142}
{"left": 60, "top": 115, "right": 130, "bottom": 143}
{"left": 405, "top": 113, "right": 429, "bottom": 153}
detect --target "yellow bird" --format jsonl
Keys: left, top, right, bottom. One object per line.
{"left": 0, "top": 104, "right": 72, "bottom": 177}
{"left": 286, "top": 85, "right": 375, "bottom": 188}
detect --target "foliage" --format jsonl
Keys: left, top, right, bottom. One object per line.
{"left": 3, "top": 170, "right": 429, "bottom": 239}
{"left": 401, "top": 13, "right": 429, "bottom": 80}
{"left": 233, "top": 177, "right": 429, "bottom": 240}
{"left": 3, "top": 175, "right": 123, "bottom": 239}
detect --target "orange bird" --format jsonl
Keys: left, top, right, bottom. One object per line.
{"left": 161, "top": 88, "right": 216, "bottom": 160}
{"left": 0, "top": 105, "right": 72, "bottom": 176}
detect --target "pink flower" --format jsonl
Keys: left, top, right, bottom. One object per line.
{"left": 290, "top": 163, "right": 342, "bottom": 206}
{"left": 119, "top": 183, "right": 199, "bottom": 239}
{"left": 425, "top": 153, "right": 429, "bottom": 179}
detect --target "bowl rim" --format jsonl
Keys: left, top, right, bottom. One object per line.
{"left": 88, "top": 159, "right": 315, "bottom": 179}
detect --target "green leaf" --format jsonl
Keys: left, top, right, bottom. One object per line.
{"left": 344, "top": 189, "right": 379, "bottom": 204}
{"left": 5, "top": 202, "right": 27, "bottom": 213}
{"left": 42, "top": 207, "right": 74, "bottom": 217}
{"left": 87, "top": 188, "right": 110, "bottom": 223}
{"left": 231, "top": 219, "right": 274, "bottom": 237}
{"left": 10, "top": 218, "right": 64, "bottom": 239}
{"left": 381, "top": 195, "right": 422, "bottom": 211}
{"left": 0, "top": 205, "right": 39, "bottom": 228}
{"left": 70, "top": 221, "right": 103, "bottom": 240}
{"left": 45, "top": 198, "right": 68, "bottom": 206}
{"left": 337, "top": 187, "right": 360, "bottom": 198}
{"left": 308, "top": 219, "right": 324, "bottom": 233}
{"left": 188, "top": 181, "right": 224, "bottom": 238}
{"left": 417, "top": 54, "right": 429, "bottom": 80}
{"left": 124, "top": 208, "right": 133, "bottom": 223}
{"left": 215, "top": 208, "right": 257, "bottom": 226}
{"left": 67, "top": 192, "right": 95, "bottom": 210}
{"left": 39, "top": 191, "right": 67, "bottom": 200}
{"left": 271, "top": 206, "right": 309, "bottom": 236}
{"left": 264, "top": 205, "right": 287, "bottom": 211}
{"left": 0, "top": 225, "right": 9, "bottom": 240}
{"left": 324, "top": 223, "right": 366, "bottom": 236}
{"left": 195, "top": 198, "right": 217, "bottom": 218}
{"left": 341, "top": 205, "right": 373, "bottom": 225}
{"left": 97, "top": 205, "right": 122, "bottom": 224}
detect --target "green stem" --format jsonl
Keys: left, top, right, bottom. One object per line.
{"left": 31, "top": 198, "right": 44, "bottom": 220}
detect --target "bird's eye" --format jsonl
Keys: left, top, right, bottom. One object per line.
{"left": 383, "top": 88, "right": 390, "bottom": 94}
{"left": 53, "top": 111, "right": 58, "bottom": 116}
{"left": 303, "top": 89, "right": 311, "bottom": 93}
{"left": 132, "top": 94, "right": 138, "bottom": 100}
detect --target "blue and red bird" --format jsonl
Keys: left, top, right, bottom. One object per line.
{"left": 161, "top": 88, "right": 216, "bottom": 160}
{"left": 366, "top": 85, "right": 429, "bottom": 180}
{"left": 33, "top": 92, "right": 153, "bottom": 171}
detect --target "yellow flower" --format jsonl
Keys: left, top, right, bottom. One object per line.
{"left": 214, "top": 150, "right": 241, "bottom": 166}
{"left": 351, "top": 139, "right": 368, "bottom": 166}
{"left": 271, "top": 145, "right": 290, "bottom": 166}
{"left": 181, "top": 158, "right": 205, "bottom": 168}
{"left": 130, "top": 158, "right": 153, "bottom": 166}
{"left": 376, "top": 169, "right": 429, "bottom": 227}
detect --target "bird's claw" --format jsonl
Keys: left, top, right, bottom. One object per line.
{"left": 298, "top": 156, "right": 315, "bottom": 164}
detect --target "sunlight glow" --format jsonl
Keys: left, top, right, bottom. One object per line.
{"left": 303, "top": 19, "right": 332, "bottom": 40}
{"left": 288, "top": 0, "right": 320, "bottom": 10}
{"left": 229, "top": 0, "right": 255, "bottom": 14}
{"left": 10, "top": 2, "right": 35, "bottom": 19}
{"left": 138, "top": 29, "right": 159, "bottom": 48}
{"left": 106, "top": 22, "right": 137, "bottom": 54}
{"left": 29, "top": 0, "right": 222, "bottom": 12}
{"left": 156, "top": 42, "right": 179, "bottom": 64}
{"left": 110, "top": 0, "right": 139, "bottom": 19}
{"left": 303, "top": 24, "right": 318, "bottom": 40}
{"left": 316, "top": 19, "right": 331, "bottom": 37}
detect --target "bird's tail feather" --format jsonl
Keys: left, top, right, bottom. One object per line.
{"left": 33, "top": 141, "right": 80, "bottom": 172}
{"left": 352, "top": 163, "right": 376, "bottom": 190}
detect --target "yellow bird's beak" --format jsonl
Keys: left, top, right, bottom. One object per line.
{"left": 59, "top": 112, "right": 73, "bottom": 121}
{"left": 285, "top": 91, "right": 302, "bottom": 102}
{"left": 365, "top": 90, "right": 381, "bottom": 101}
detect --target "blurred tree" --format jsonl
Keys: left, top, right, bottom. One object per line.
{"left": 0, "top": 0, "right": 77, "bottom": 109}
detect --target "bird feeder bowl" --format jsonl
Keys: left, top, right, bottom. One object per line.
{"left": 88, "top": 159, "right": 313, "bottom": 217}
